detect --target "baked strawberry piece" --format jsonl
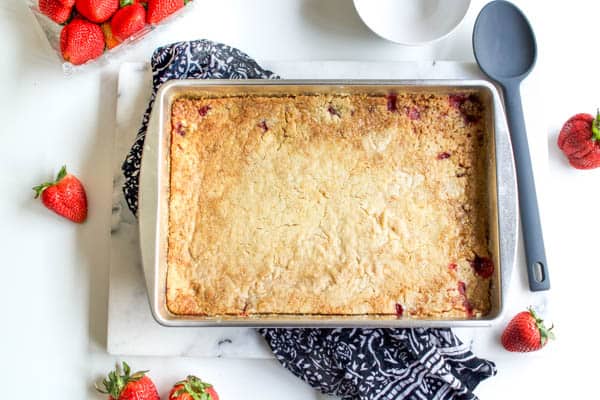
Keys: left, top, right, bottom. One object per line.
{"left": 457, "top": 281, "right": 473, "bottom": 317}
{"left": 395, "top": 303, "right": 404, "bottom": 318}
{"left": 470, "top": 255, "right": 494, "bottom": 278}
{"left": 386, "top": 94, "right": 398, "bottom": 112}
{"left": 407, "top": 107, "right": 420, "bottom": 120}
{"left": 449, "top": 93, "right": 482, "bottom": 123}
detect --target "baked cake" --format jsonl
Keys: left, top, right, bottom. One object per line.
{"left": 167, "top": 92, "right": 493, "bottom": 319}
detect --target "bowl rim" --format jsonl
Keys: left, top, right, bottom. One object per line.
{"left": 353, "top": 0, "right": 472, "bottom": 46}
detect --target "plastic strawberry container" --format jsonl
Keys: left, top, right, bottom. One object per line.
{"left": 27, "top": 0, "right": 196, "bottom": 73}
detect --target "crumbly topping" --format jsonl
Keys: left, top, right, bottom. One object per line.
{"left": 167, "top": 93, "right": 491, "bottom": 319}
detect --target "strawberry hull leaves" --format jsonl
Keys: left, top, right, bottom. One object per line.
{"left": 169, "top": 375, "right": 219, "bottom": 400}
{"left": 33, "top": 165, "right": 68, "bottom": 198}
{"left": 96, "top": 362, "right": 159, "bottom": 400}
{"left": 96, "top": 362, "right": 147, "bottom": 398}
{"left": 593, "top": 110, "right": 600, "bottom": 140}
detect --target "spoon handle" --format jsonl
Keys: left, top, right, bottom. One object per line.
{"left": 503, "top": 82, "right": 550, "bottom": 291}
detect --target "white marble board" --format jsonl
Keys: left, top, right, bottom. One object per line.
{"left": 108, "top": 61, "right": 527, "bottom": 358}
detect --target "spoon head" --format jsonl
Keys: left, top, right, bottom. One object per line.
{"left": 473, "top": 0, "right": 537, "bottom": 82}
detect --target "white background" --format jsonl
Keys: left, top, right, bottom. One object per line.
{"left": 0, "top": 0, "right": 598, "bottom": 398}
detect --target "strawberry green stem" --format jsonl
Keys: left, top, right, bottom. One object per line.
{"left": 592, "top": 109, "right": 600, "bottom": 141}
{"left": 172, "top": 375, "right": 213, "bottom": 400}
{"left": 95, "top": 362, "right": 149, "bottom": 399}
{"left": 528, "top": 307, "right": 555, "bottom": 347}
{"left": 32, "top": 165, "right": 67, "bottom": 198}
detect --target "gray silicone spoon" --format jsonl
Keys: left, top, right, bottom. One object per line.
{"left": 473, "top": 0, "right": 549, "bottom": 291}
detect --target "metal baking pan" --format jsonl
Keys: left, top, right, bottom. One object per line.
{"left": 139, "top": 79, "right": 517, "bottom": 327}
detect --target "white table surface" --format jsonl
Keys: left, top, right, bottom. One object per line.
{"left": 0, "top": 0, "right": 597, "bottom": 398}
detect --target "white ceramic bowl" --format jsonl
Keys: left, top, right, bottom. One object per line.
{"left": 354, "top": 0, "right": 471, "bottom": 46}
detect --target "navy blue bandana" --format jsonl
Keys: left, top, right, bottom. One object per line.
{"left": 260, "top": 328, "right": 495, "bottom": 400}
{"left": 122, "top": 40, "right": 496, "bottom": 400}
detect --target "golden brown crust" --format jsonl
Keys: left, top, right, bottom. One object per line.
{"left": 167, "top": 93, "right": 491, "bottom": 319}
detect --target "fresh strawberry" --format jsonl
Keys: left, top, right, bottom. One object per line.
{"left": 57, "top": 0, "right": 76, "bottom": 7}
{"left": 33, "top": 165, "right": 87, "bottom": 223}
{"left": 558, "top": 111, "right": 600, "bottom": 169}
{"left": 39, "top": 0, "right": 73, "bottom": 24}
{"left": 110, "top": 1, "right": 146, "bottom": 42}
{"left": 96, "top": 362, "right": 159, "bottom": 400}
{"left": 168, "top": 375, "right": 219, "bottom": 400}
{"left": 568, "top": 150, "right": 600, "bottom": 169}
{"left": 60, "top": 19, "right": 105, "bottom": 65}
{"left": 501, "top": 308, "right": 554, "bottom": 352}
{"left": 75, "top": 0, "right": 119, "bottom": 23}
{"left": 146, "top": 0, "right": 184, "bottom": 24}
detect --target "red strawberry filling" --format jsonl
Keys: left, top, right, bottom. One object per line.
{"left": 407, "top": 107, "right": 420, "bottom": 120}
{"left": 386, "top": 94, "right": 398, "bottom": 112}
{"left": 449, "top": 93, "right": 482, "bottom": 124}
{"left": 437, "top": 151, "right": 451, "bottom": 160}
{"left": 327, "top": 105, "right": 341, "bottom": 118}
{"left": 448, "top": 262, "right": 457, "bottom": 271}
{"left": 198, "top": 105, "right": 211, "bottom": 117}
{"left": 449, "top": 94, "right": 468, "bottom": 109}
{"left": 174, "top": 122, "right": 185, "bottom": 136}
{"left": 259, "top": 120, "right": 269, "bottom": 132}
{"left": 457, "top": 281, "right": 473, "bottom": 316}
{"left": 470, "top": 255, "right": 494, "bottom": 278}
{"left": 241, "top": 303, "right": 249, "bottom": 317}
{"left": 395, "top": 303, "right": 404, "bottom": 318}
